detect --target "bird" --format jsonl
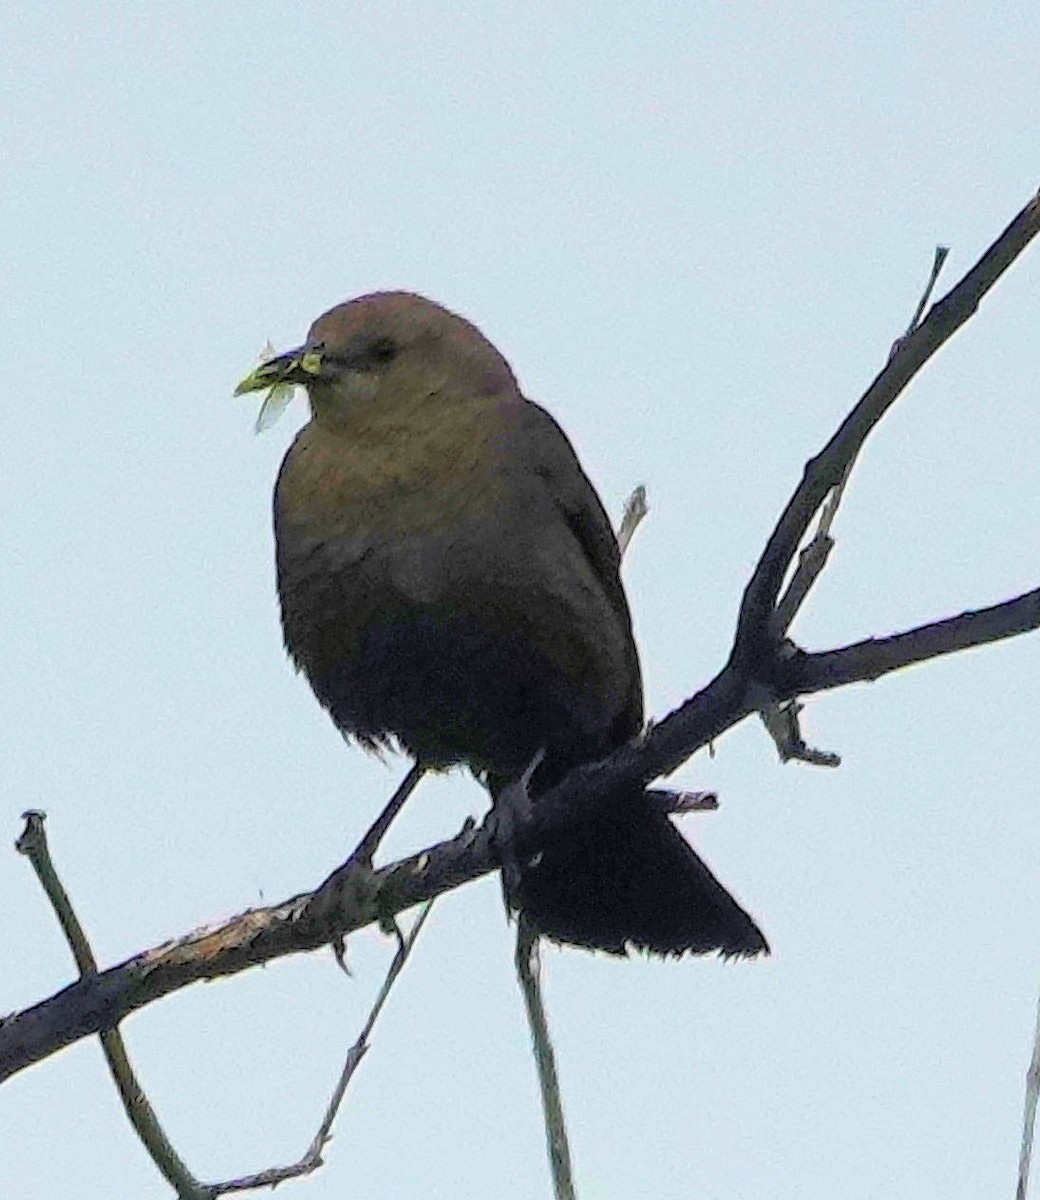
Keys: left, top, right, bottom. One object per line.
{"left": 235, "top": 291, "right": 766, "bottom": 958}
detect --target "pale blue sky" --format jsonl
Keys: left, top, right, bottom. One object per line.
{"left": 3, "top": 5, "right": 1039, "bottom": 1198}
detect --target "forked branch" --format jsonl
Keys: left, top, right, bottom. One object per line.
{"left": 3, "top": 189, "right": 1040, "bottom": 1089}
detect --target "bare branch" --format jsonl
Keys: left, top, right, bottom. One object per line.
{"left": 646, "top": 788, "right": 718, "bottom": 813}
{"left": 14, "top": 809, "right": 435, "bottom": 1195}
{"left": 778, "top": 586, "right": 1040, "bottom": 695}
{"left": 0, "top": 786, "right": 720, "bottom": 1084}
{"left": 4, "top": 192, "right": 1040, "bottom": 1088}
{"left": 8, "top": 585, "right": 1040, "bottom": 1085}
{"left": 734, "top": 190, "right": 1040, "bottom": 668}
{"left": 762, "top": 243, "right": 953, "bottom": 762}
{"left": 516, "top": 917, "right": 576, "bottom": 1200}
{"left": 770, "top": 484, "right": 841, "bottom": 640}
{"left": 16, "top": 812, "right": 210, "bottom": 1200}
{"left": 211, "top": 903, "right": 434, "bottom": 1195}
{"left": 770, "top": 246, "right": 950, "bottom": 650}
{"left": 4, "top": 583, "right": 1038, "bottom": 1085}
{"left": 1018, "top": 989, "right": 1040, "bottom": 1200}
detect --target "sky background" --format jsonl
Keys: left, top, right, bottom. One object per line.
{"left": 2, "top": 4, "right": 1039, "bottom": 1198}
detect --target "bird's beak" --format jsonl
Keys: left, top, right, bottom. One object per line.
{"left": 233, "top": 347, "right": 324, "bottom": 396}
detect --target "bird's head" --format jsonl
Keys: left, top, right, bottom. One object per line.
{"left": 234, "top": 291, "right": 518, "bottom": 431}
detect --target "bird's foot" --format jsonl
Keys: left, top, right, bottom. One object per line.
{"left": 300, "top": 854, "right": 384, "bottom": 976}
{"left": 328, "top": 870, "right": 403, "bottom": 975}
{"left": 485, "top": 748, "right": 545, "bottom": 908}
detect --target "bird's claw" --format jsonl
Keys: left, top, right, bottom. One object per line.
{"left": 301, "top": 855, "right": 384, "bottom": 974}
{"left": 331, "top": 934, "right": 352, "bottom": 976}
{"left": 486, "top": 748, "right": 545, "bottom": 908}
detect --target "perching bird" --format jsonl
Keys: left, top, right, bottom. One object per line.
{"left": 235, "top": 292, "right": 766, "bottom": 958}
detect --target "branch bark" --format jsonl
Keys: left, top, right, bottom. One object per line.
{"left": 4, "top": 189, "right": 1040, "bottom": 1088}
{"left": 778, "top": 586, "right": 1040, "bottom": 694}
{"left": 733, "top": 191, "right": 1040, "bottom": 671}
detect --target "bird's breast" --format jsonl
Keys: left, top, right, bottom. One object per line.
{"left": 272, "top": 415, "right": 637, "bottom": 773}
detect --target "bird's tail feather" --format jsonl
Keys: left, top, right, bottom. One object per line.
{"left": 507, "top": 790, "right": 768, "bottom": 958}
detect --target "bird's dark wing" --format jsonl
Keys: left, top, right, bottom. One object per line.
{"left": 517, "top": 402, "right": 625, "bottom": 612}
{"left": 514, "top": 398, "right": 643, "bottom": 735}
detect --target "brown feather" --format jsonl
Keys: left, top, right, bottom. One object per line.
{"left": 270, "top": 291, "right": 766, "bottom": 956}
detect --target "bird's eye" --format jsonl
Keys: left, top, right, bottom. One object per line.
{"left": 323, "top": 336, "right": 398, "bottom": 372}
{"left": 368, "top": 336, "right": 397, "bottom": 364}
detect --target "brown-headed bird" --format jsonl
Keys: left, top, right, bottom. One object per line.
{"left": 236, "top": 292, "right": 766, "bottom": 958}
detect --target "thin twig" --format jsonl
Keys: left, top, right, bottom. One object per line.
{"left": 16, "top": 811, "right": 211, "bottom": 1200}
{"left": 765, "top": 474, "right": 848, "bottom": 759}
{"left": 772, "top": 466, "right": 848, "bottom": 640}
{"left": 1019, "top": 989, "right": 1040, "bottom": 1200}
{"left": 616, "top": 485, "right": 648, "bottom": 558}
{"left": 766, "top": 248, "right": 953, "bottom": 759}
{"left": 15, "top": 809, "right": 435, "bottom": 1196}
{"left": 906, "top": 245, "right": 951, "bottom": 337}
{"left": 516, "top": 917, "right": 576, "bottom": 1200}
{"left": 770, "top": 248, "right": 949, "bottom": 671}
{"left": 735, "top": 191, "right": 1040, "bottom": 666}
{"left": 212, "top": 902, "right": 434, "bottom": 1194}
